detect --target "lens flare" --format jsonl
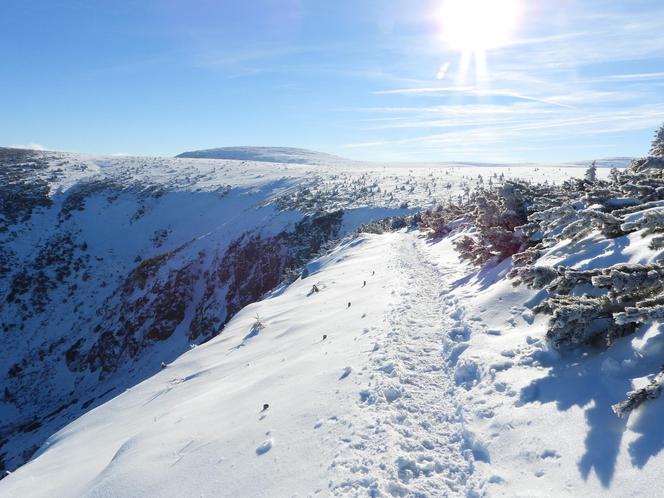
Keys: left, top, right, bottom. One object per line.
{"left": 437, "top": 0, "right": 522, "bottom": 82}
{"left": 439, "top": 0, "right": 522, "bottom": 51}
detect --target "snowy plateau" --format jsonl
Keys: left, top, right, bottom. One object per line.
{"left": 1, "top": 146, "right": 664, "bottom": 498}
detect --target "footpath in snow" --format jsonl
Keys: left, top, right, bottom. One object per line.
{"left": 330, "top": 234, "right": 482, "bottom": 496}
{"left": 0, "top": 232, "right": 484, "bottom": 497}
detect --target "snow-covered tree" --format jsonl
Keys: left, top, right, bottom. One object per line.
{"left": 585, "top": 161, "right": 597, "bottom": 183}
{"left": 536, "top": 295, "right": 635, "bottom": 348}
{"left": 650, "top": 122, "right": 664, "bottom": 157}
{"left": 509, "top": 263, "right": 558, "bottom": 289}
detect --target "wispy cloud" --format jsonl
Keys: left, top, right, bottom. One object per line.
{"left": 194, "top": 44, "right": 334, "bottom": 68}
{"left": 374, "top": 86, "right": 576, "bottom": 109}
{"left": 344, "top": 100, "right": 664, "bottom": 161}
{"left": 340, "top": 2, "right": 664, "bottom": 161}
{"left": 608, "top": 72, "right": 664, "bottom": 82}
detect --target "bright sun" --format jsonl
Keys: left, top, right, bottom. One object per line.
{"left": 437, "top": 0, "right": 522, "bottom": 81}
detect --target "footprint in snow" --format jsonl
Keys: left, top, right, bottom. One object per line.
{"left": 540, "top": 449, "right": 560, "bottom": 459}
{"left": 339, "top": 366, "right": 353, "bottom": 380}
{"left": 256, "top": 438, "right": 273, "bottom": 455}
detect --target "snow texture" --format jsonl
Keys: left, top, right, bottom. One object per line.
{"left": 3, "top": 145, "right": 663, "bottom": 498}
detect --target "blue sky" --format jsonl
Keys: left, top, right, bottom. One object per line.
{"left": 2, "top": 0, "right": 664, "bottom": 162}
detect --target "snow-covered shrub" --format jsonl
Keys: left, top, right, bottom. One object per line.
{"left": 251, "top": 314, "right": 265, "bottom": 333}
{"left": 614, "top": 305, "right": 664, "bottom": 325}
{"left": 649, "top": 235, "right": 664, "bottom": 250}
{"left": 585, "top": 161, "right": 597, "bottom": 183}
{"left": 590, "top": 263, "right": 664, "bottom": 299}
{"left": 421, "top": 181, "right": 536, "bottom": 264}
{"left": 419, "top": 203, "right": 465, "bottom": 238}
{"left": 536, "top": 295, "right": 636, "bottom": 348}
{"left": 527, "top": 204, "right": 579, "bottom": 240}
{"left": 510, "top": 246, "right": 543, "bottom": 268}
{"left": 612, "top": 368, "right": 664, "bottom": 418}
{"left": 620, "top": 208, "right": 664, "bottom": 235}
{"left": 422, "top": 125, "right": 664, "bottom": 415}
{"left": 454, "top": 234, "right": 495, "bottom": 266}
{"left": 455, "top": 182, "right": 533, "bottom": 264}
{"left": 508, "top": 264, "right": 559, "bottom": 289}
{"left": 525, "top": 263, "right": 664, "bottom": 348}
{"left": 502, "top": 125, "right": 664, "bottom": 414}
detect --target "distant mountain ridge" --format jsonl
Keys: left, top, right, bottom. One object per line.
{"left": 176, "top": 146, "right": 349, "bottom": 165}
{"left": 564, "top": 157, "right": 635, "bottom": 168}
{"left": 176, "top": 147, "right": 634, "bottom": 169}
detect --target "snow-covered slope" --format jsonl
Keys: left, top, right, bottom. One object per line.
{"left": 0, "top": 232, "right": 484, "bottom": 497}
{"left": 4, "top": 224, "right": 664, "bottom": 497}
{"left": 0, "top": 147, "right": 613, "bottom": 485}
{"left": 175, "top": 146, "right": 350, "bottom": 165}
{"left": 429, "top": 228, "right": 664, "bottom": 497}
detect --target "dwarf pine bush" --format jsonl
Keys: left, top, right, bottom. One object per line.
{"left": 425, "top": 124, "right": 664, "bottom": 416}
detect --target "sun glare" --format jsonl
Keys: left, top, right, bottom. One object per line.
{"left": 437, "top": 0, "right": 522, "bottom": 81}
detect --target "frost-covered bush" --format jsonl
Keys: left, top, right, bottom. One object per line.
{"left": 620, "top": 208, "right": 664, "bottom": 235}
{"left": 421, "top": 124, "right": 664, "bottom": 415}
{"left": 508, "top": 264, "right": 559, "bottom": 289}
{"left": 585, "top": 161, "right": 597, "bottom": 183}
{"left": 503, "top": 125, "right": 664, "bottom": 415}
{"left": 421, "top": 182, "right": 535, "bottom": 265}
{"left": 535, "top": 295, "right": 636, "bottom": 348}
{"left": 419, "top": 203, "right": 465, "bottom": 238}
{"left": 613, "top": 368, "right": 664, "bottom": 418}
{"left": 521, "top": 262, "right": 664, "bottom": 349}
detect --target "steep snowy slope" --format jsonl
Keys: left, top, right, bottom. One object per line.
{"left": 0, "top": 232, "right": 484, "bottom": 497}
{"left": 0, "top": 147, "right": 599, "bottom": 476}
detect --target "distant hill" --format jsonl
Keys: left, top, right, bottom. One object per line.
{"left": 564, "top": 157, "right": 634, "bottom": 168}
{"left": 175, "top": 147, "right": 634, "bottom": 169}
{"left": 176, "top": 146, "right": 349, "bottom": 165}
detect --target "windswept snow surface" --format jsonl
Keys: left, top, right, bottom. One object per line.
{"left": 0, "top": 233, "right": 481, "bottom": 497}
{"left": 3, "top": 225, "right": 664, "bottom": 496}
{"left": 5, "top": 149, "right": 656, "bottom": 497}
{"left": 1, "top": 146, "right": 608, "bottom": 475}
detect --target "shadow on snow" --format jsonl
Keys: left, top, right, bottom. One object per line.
{"left": 518, "top": 322, "right": 664, "bottom": 487}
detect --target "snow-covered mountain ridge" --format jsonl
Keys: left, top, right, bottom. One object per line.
{"left": 175, "top": 145, "right": 633, "bottom": 169}
{"left": 4, "top": 222, "right": 664, "bottom": 497}
{"left": 176, "top": 146, "right": 350, "bottom": 165}
{"left": 5, "top": 145, "right": 663, "bottom": 497}
{"left": 1, "top": 146, "right": 602, "bottom": 477}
